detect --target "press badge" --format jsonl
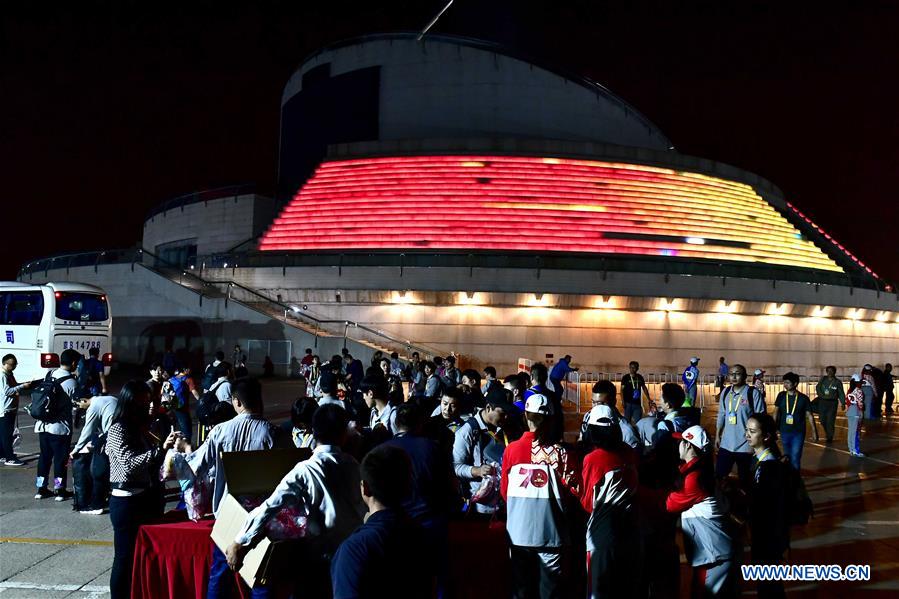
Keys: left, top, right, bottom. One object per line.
{"left": 786, "top": 415, "right": 794, "bottom": 425}
{"left": 728, "top": 413, "right": 737, "bottom": 425}
{"left": 633, "top": 389, "right": 641, "bottom": 400}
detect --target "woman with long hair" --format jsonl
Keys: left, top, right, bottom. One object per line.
{"left": 106, "top": 380, "right": 178, "bottom": 598}
{"left": 745, "top": 413, "right": 789, "bottom": 598}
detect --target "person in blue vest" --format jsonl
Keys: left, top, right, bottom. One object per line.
{"left": 682, "top": 357, "right": 700, "bottom": 407}
{"left": 549, "top": 355, "right": 578, "bottom": 403}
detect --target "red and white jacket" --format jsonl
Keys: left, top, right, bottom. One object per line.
{"left": 846, "top": 386, "right": 865, "bottom": 411}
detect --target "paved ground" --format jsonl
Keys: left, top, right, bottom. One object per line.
{"left": 1, "top": 375, "right": 898, "bottom": 597}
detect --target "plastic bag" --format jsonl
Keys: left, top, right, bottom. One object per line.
{"left": 160, "top": 447, "right": 211, "bottom": 521}
{"left": 470, "top": 463, "right": 500, "bottom": 507}
{"left": 238, "top": 496, "right": 307, "bottom": 539}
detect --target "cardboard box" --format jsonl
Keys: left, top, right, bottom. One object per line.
{"left": 211, "top": 447, "right": 312, "bottom": 587}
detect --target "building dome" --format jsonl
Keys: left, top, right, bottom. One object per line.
{"left": 277, "top": 33, "right": 671, "bottom": 199}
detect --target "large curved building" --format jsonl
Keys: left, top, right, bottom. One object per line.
{"left": 19, "top": 33, "right": 898, "bottom": 379}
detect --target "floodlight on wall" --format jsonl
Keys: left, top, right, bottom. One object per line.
{"left": 715, "top": 300, "right": 737, "bottom": 313}
{"left": 876, "top": 311, "right": 890, "bottom": 322}
{"left": 658, "top": 298, "right": 678, "bottom": 312}
{"left": 466, "top": 291, "right": 476, "bottom": 300}
{"left": 812, "top": 305, "right": 830, "bottom": 318}
{"left": 534, "top": 293, "right": 544, "bottom": 301}
{"left": 767, "top": 302, "right": 790, "bottom": 316}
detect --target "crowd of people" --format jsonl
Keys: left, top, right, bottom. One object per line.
{"left": 0, "top": 347, "right": 894, "bottom": 598}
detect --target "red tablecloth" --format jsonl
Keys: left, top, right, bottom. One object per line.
{"left": 132, "top": 517, "right": 508, "bottom": 598}
{"left": 131, "top": 518, "right": 250, "bottom": 599}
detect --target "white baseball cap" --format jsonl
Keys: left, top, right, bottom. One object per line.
{"left": 690, "top": 356, "right": 700, "bottom": 364}
{"left": 525, "top": 394, "right": 554, "bottom": 415}
{"left": 851, "top": 373, "right": 861, "bottom": 382}
{"left": 586, "top": 404, "right": 615, "bottom": 427}
{"left": 754, "top": 368, "right": 765, "bottom": 376}
{"left": 673, "top": 425, "right": 710, "bottom": 451}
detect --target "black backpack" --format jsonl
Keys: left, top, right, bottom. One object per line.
{"left": 28, "top": 372, "right": 75, "bottom": 422}
{"left": 196, "top": 380, "right": 225, "bottom": 426}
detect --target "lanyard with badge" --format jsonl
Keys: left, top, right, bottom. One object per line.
{"left": 785, "top": 392, "right": 798, "bottom": 425}
{"left": 629, "top": 375, "right": 641, "bottom": 401}
{"left": 728, "top": 386, "right": 743, "bottom": 425}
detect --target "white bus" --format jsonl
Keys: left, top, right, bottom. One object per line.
{"left": 0, "top": 282, "right": 112, "bottom": 383}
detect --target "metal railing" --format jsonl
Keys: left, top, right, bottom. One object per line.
{"left": 17, "top": 246, "right": 446, "bottom": 362}
{"left": 145, "top": 184, "right": 257, "bottom": 221}
{"left": 566, "top": 371, "right": 856, "bottom": 417}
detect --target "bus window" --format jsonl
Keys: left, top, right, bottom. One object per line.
{"left": 0, "top": 291, "right": 44, "bottom": 325}
{"left": 55, "top": 292, "right": 109, "bottom": 322}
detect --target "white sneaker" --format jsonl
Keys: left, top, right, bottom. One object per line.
{"left": 79, "top": 508, "right": 105, "bottom": 515}
{"left": 3, "top": 459, "right": 25, "bottom": 467}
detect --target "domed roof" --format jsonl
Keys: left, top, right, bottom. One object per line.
{"left": 281, "top": 33, "right": 671, "bottom": 150}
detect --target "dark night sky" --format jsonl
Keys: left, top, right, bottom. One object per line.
{"left": 3, "top": 1, "right": 898, "bottom": 282}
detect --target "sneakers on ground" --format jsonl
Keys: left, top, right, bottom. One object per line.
{"left": 79, "top": 508, "right": 106, "bottom": 515}
{"left": 850, "top": 451, "right": 866, "bottom": 458}
{"left": 54, "top": 489, "right": 74, "bottom": 502}
{"left": 3, "top": 459, "right": 26, "bottom": 467}
{"left": 34, "top": 488, "right": 54, "bottom": 500}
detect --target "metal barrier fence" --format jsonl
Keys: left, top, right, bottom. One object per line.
{"left": 565, "top": 371, "right": 855, "bottom": 416}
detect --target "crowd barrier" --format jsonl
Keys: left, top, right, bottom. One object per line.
{"left": 564, "top": 371, "right": 855, "bottom": 416}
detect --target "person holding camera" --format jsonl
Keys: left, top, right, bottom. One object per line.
{"left": 106, "top": 380, "right": 179, "bottom": 599}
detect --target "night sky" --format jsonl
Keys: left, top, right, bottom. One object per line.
{"left": 3, "top": 1, "right": 898, "bottom": 283}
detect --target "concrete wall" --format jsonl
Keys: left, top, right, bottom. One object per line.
{"left": 207, "top": 265, "right": 899, "bottom": 377}
{"left": 143, "top": 194, "right": 276, "bottom": 256}
{"left": 285, "top": 36, "right": 669, "bottom": 150}
{"left": 20, "top": 263, "right": 378, "bottom": 374}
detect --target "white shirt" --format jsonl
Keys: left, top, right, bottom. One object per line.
{"left": 187, "top": 412, "right": 278, "bottom": 516}
{"left": 369, "top": 403, "right": 397, "bottom": 434}
{"left": 213, "top": 379, "right": 232, "bottom": 402}
{"left": 235, "top": 445, "right": 366, "bottom": 552}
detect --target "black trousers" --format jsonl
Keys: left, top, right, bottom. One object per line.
{"left": 716, "top": 449, "right": 753, "bottom": 488}
{"left": 818, "top": 399, "right": 839, "bottom": 441}
{"left": 37, "top": 432, "right": 71, "bottom": 489}
{"left": 109, "top": 490, "right": 163, "bottom": 599}
{"left": 72, "top": 450, "right": 111, "bottom": 510}
{"left": 0, "top": 412, "right": 17, "bottom": 461}
{"left": 510, "top": 545, "right": 565, "bottom": 599}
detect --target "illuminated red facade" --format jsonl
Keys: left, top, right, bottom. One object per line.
{"left": 260, "top": 155, "right": 841, "bottom": 273}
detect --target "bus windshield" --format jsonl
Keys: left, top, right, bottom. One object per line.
{"left": 55, "top": 292, "right": 109, "bottom": 322}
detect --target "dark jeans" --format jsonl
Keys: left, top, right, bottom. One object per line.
{"left": 174, "top": 409, "right": 192, "bottom": 442}
{"left": 36, "top": 432, "right": 71, "bottom": 490}
{"left": 886, "top": 389, "right": 895, "bottom": 413}
{"left": 208, "top": 545, "right": 271, "bottom": 599}
{"left": 74, "top": 450, "right": 111, "bottom": 510}
{"left": 0, "top": 412, "right": 17, "bottom": 460}
{"left": 109, "top": 490, "right": 162, "bottom": 599}
{"left": 780, "top": 431, "right": 805, "bottom": 470}
{"left": 716, "top": 449, "right": 753, "bottom": 487}
{"left": 818, "top": 399, "right": 838, "bottom": 441}
{"left": 510, "top": 545, "right": 565, "bottom": 599}
{"left": 623, "top": 402, "right": 643, "bottom": 424}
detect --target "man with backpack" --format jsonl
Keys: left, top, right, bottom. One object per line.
{"left": 167, "top": 366, "right": 199, "bottom": 442}
{"left": 32, "top": 348, "right": 81, "bottom": 501}
{"left": 201, "top": 351, "right": 226, "bottom": 392}
{"left": 76, "top": 347, "right": 107, "bottom": 399}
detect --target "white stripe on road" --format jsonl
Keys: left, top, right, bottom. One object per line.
{"left": 805, "top": 440, "right": 899, "bottom": 467}
{"left": 0, "top": 582, "right": 107, "bottom": 592}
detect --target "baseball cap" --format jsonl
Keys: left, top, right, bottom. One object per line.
{"left": 851, "top": 373, "right": 861, "bottom": 382}
{"left": 672, "top": 425, "right": 710, "bottom": 451}
{"left": 690, "top": 356, "right": 700, "bottom": 364}
{"left": 525, "top": 394, "right": 554, "bottom": 415}
{"left": 586, "top": 404, "right": 615, "bottom": 427}
{"left": 754, "top": 368, "right": 765, "bottom": 376}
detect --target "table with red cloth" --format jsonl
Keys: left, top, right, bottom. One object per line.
{"left": 131, "top": 516, "right": 509, "bottom": 598}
